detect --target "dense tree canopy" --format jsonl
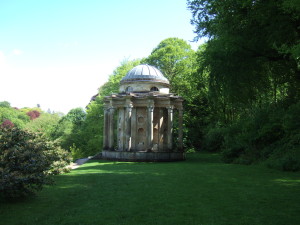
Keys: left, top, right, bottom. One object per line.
{"left": 143, "top": 37, "right": 197, "bottom": 94}
{"left": 188, "top": 0, "right": 300, "bottom": 109}
{"left": 0, "top": 101, "right": 11, "bottom": 108}
{"left": 187, "top": 0, "right": 300, "bottom": 170}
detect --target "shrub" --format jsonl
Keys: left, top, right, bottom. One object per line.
{"left": 202, "top": 126, "right": 225, "bottom": 152}
{"left": 70, "top": 144, "right": 82, "bottom": 160}
{"left": 266, "top": 133, "right": 300, "bottom": 171}
{"left": 0, "top": 107, "right": 29, "bottom": 128}
{"left": 0, "top": 127, "right": 71, "bottom": 199}
{"left": 25, "top": 113, "right": 60, "bottom": 138}
{"left": 46, "top": 143, "right": 72, "bottom": 175}
{"left": 220, "top": 102, "right": 300, "bottom": 171}
{"left": 27, "top": 110, "right": 41, "bottom": 120}
{"left": 0, "top": 101, "right": 11, "bottom": 108}
{"left": 1, "top": 119, "right": 14, "bottom": 128}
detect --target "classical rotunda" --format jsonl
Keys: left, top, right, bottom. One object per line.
{"left": 102, "top": 64, "right": 184, "bottom": 161}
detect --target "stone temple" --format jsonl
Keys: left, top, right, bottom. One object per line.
{"left": 102, "top": 64, "right": 184, "bottom": 161}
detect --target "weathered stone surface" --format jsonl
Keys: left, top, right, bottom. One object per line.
{"left": 101, "top": 64, "right": 184, "bottom": 162}
{"left": 102, "top": 150, "right": 185, "bottom": 162}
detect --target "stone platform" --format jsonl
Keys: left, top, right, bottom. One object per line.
{"left": 101, "top": 150, "right": 185, "bottom": 162}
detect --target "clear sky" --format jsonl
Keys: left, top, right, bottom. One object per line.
{"left": 0, "top": 0, "right": 200, "bottom": 114}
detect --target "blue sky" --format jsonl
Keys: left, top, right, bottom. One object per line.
{"left": 0, "top": 0, "right": 200, "bottom": 114}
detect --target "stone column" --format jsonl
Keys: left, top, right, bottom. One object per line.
{"left": 108, "top": 107, "right": 115, "bottom": 150}
{"left": 167, "top": 106, "right": 174, "bottom": 151}
{"left": 125, "top": 104, "right": 132, "bottom": 151}
{"left": 178, "top": 108, "right": 183, "bottom": 151}
{"left": 131, "top": 107, "right": 137, "bottom": 151}
{"left": 158, "top": 108, "right": 164, "bottom": 151}
{"left": 118, "top": 108, "right": 125, "bottom": 151}
{"left": 147, "top": 105, "right": 154, "bottom": 151}
{"left": 103, "top": 107, "right": 109, "bottom": 150}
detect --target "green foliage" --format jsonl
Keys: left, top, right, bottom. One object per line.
{"left": 0, "top": 101, "right": 11, "bottom": 108}
{"left": 51, "top": 108, "right": 86, "bottom": 157}
{"left": 0, "top": 127, "right": 71, "bottom": 198}
{"left": 61, "top": 108, "right": 86, "bottom": 126}
{"left": 202, "top": 126, "right": 225, "bottom": 152}
{"left": 99, "top": 59, "right": 141, "bottom": 96}
{"left": 0, "top": 106, "right": 29, "bottom": 128}
{"left": 25, "top": 113, "right": 61, "bottom": 138}
{"left": 143, "top": 37, "right": 197, "bottom": 94}
{"left": 187, "top": 0, "right": 300, "bottom": 171}
{"left": 50, "top": 117, "right": 73, "bottom": 142}
{"left": 219, "top": 102, "right": 300, "bottom": 171}
{"left": 265, "top": 102, "right": 300, "bottom": 171}
{"left": 188, "top": 0, "right": 300, "bottom": 115}
{"left": 46, "top": 143, "right": 72, "bottom": 175}
{"left": 69, "top": 144, "right": 83, "bottom": 161}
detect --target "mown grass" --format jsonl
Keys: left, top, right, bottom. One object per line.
{"left": 1, "top": 153, "right": 300, "bottom": 225}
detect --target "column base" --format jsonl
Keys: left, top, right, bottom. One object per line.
{"left": 101, "top": 150, "right": 185, "bottom": 162}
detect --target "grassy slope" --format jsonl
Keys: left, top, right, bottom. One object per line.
{"left": 0, "top": 153, "right": 300, "bottom": 225}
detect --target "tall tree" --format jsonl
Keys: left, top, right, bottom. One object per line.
{"left": 0, "top": 101, "right": 11, "bottom": 108}
{"left": 143, "top": 37, "right": 197, "bottom": 94}
{"left": 188, "top": 0, "right": 300, "bottom": 110}
{"left": 188, "top": 0, "right": 300, "bottom": 168}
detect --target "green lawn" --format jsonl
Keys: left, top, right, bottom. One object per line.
{"left": 1, "top": 153, "right": 300, "bottom": 225}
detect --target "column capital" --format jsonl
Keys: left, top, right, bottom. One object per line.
{"left": 147, "top": 105, "right": 154, "bottom": 112}
{"left": 103, "top": 107, "right": 109, "bottom": 113}
{"left": 167, "top": 106, "right": 174, "bottom": 113}
{"left": 126, "top": 103, "right": 133, "bottom": 112}
{"left": 147, "top": 99, "right": 154, "bottom": 107}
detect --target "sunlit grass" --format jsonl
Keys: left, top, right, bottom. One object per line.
{"left": 1, "top": 153, "right": 300, "bottom": 225}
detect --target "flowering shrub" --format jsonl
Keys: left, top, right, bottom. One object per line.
{"left": 27, "top": 110, "right": 41, "bottom": 120}
{"left": 0, "top": 127, "right": 71, "bottom": 198}
{"left": 1, "top": 119, "right": 14, "bottom": 128}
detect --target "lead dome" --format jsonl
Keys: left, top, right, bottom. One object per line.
{"left": 119, "top": 64, "right": 170, "bottom": 94}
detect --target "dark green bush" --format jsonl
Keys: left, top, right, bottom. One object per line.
{"left": 221, "top": 144, "right": 245, "bottom": 163}
{"left": 221, "top": 121, "right": 249, "bottom": 163}
{"left": 266, "top": 133, "right": 300, "bottom": 171}
{"left": 202, "top": 126, "right": 225, "bottom": 152}
{"left": 0, "top": 127, "right": 71, "bottom": 198}
{"left": 218, "top": 102, "right": 300, "bottom": 171}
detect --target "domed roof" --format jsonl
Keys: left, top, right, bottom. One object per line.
{"left": 120, "top": 64, "right": 169, "bottom": 85}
